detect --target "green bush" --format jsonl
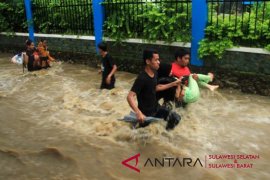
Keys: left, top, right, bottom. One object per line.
{"left": 139, "top": 2, "right": 191, "bottom": 43}
{"left": 0, "top": 0, "right": 27, "bottom": 33}
{"left": 0, "top": 2, "right": 10, "bottom": 32}
{"left": 199, "top": 2, "right": 270, "bottom": 59}
{"left": 2, "top": 0, "right": 270, "bottom": 59}
{"left": 32, "top": 0, "right": 93, "bottom": 35}
{"left": 103, "top": 0, "right": 142, "bottom": 42}
{"left": 103, "top": 0, "right": 191, "bottom": 43}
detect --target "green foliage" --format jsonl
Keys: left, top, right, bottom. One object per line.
{"left": 2, "top": 0, "right": 270, "bottom": 56}
{"left": 103, "top": 0, "right": 191, "bottom": 43}
{"left": 139, "top": 2, "right": 191, "bottom": 43}
{"left": 199, "top": 2, "right": 270, "bottom": 59}
{"left": 33, "top": 0, "right": 93, "bottom": 35}
{"left": 103, "top": 0, "right": 139, "bottom": 42}
{"left": 102, "top": 0, "right": 145, "bottom": 42}
{"left": 0, "top": 2, "right": 10, "bottom": 32}
{"left": 265, "top": 44, "right": 270, "bottom": 52}
{"left": 199, "top": 39, "right": 233, "bottom": 59}
{"left": 0, "top": 1, "right": 27, "bottom": 32}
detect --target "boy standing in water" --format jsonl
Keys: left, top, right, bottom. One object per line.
{"left": 98, "top": 42, "right": 117, "bottom": 89}
{"left": 127, "top": 49, "right": 181, "bottom": 130}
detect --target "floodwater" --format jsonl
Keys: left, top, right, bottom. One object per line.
{"left": 0, "top": 53, "right": 269, "bottom": 180}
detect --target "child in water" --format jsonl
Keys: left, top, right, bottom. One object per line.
{"left": 37, "top": 39, "right": 55, "bottom": 68}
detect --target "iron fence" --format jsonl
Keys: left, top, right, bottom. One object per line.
{"left": 2, "top": 0, "right": 270, "bottom": 47}
{"left": 0, "top": 0, "right": 27, "bottom": 32}
{"left": 103, "top": 0, "right": 192, "bottom": 41}
{"left": 32, "top": 0, "right": 94, "bottom": 35}
{"left": 207, "top": 0, "right": 270, "bottom": 46}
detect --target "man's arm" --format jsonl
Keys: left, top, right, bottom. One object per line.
{"left": 106, "top": 65, "right": 117, "bottom": 84}
{"left": 127, "top": 91, "right": 145, "bottom": 122}
{"left": 108, "top": 65, "right": 117, "bottom": 78}
{"left": 156, "top": 79, "right": 181, "bottom": 92}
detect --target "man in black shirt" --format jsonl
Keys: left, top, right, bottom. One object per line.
{"left": 98, "top": 42, "right": 117, "bottom": 89}
{"left": 127, "top": 49, "right": 181, "bottom": 130}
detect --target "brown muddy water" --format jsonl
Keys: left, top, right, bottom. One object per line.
{"left": 0, "top": 53, "right": 269, "bottom": 180}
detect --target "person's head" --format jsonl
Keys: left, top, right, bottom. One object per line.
{"left": 98, "top": 42, "right": 107, "bottom": 56}
{"left": 143, "top": 49, "right": 160, "bottom": 70}
{"left": 40, "top": 39, "right": 47, "bottom": 45}
{"left": 25, "top": 39, "right": 34, "bottom": 50}
{"left": 174, "top": 49, "right": 190, "bottom": 67}
{"left": 158, "top": 63, "right": 172, "bottom": 78}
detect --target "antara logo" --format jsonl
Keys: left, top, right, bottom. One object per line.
{"left": 121, "top": 153, "right": 140, "bottom": 173}
{"left": 122, "top": 154, "right": 204, "bottom": 173}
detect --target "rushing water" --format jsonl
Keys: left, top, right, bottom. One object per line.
{"left": 0, "top": 53, "right": 269, "bottom": 180}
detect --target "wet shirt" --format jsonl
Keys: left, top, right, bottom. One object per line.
{"left": 131, "top": 71, "right": 158, "bottom": 116}
{"left": 26, "top": 49, "right": 35, "bottom": 71}
{"left": 26, "top": 49, "right": 35, "bottom": 57}
{"left": 102, "top": 53, "right": 115, "bottom": 80}
{"left": 171, "top": 62, "right": 191, "bottom": 78}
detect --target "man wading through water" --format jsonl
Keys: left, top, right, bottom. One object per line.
{"left": 127, "top": 49, "right": 181, "bottom": 130}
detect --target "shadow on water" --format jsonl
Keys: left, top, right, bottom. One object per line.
{"left": 0, "top": 53, "right": 269, "bottom": 179}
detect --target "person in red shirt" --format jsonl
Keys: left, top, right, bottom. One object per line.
{"left": 171, "top": 49, "right": 219, "bottom": 103}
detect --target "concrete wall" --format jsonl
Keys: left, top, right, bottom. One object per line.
{"left": 0, "top": 33, "right": 269, "bottom": 96}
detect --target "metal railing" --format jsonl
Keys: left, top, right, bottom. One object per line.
{"left": 207, "top": 0, "right": 270, "bottom": 46}
{"left": 103, "top": 0, "right": 192, "bottom": 41}
{"left": 0, "top": 0, "right": 27, "bottom": 32}
{"left": 2, "top": 0, "right": 270, "bottom": 47}
{"left": 32, "top": 0, "right": 94, "bottom": 35}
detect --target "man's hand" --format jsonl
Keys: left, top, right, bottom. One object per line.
{"left": 173, "top": 78, "right": 181, "bottom": 86}
{"left": 156, "top": 77, "right": 182, "bottom": 92}
{"left": 136, "top": 111, "right": 145, "bottom": 123}
{"left": 192, "top": 73, "right": 198, "bottom": 81}
{"left": 127, "top": 91, "right": 145, "bottom": 123}
{"left": 106, "top": 75, "right": 111, "bottom": 84}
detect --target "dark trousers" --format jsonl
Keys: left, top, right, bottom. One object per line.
{"left": 139, "top": 105, "right": 181, "bottom": 130}
{"left": 40, "top": 56, "right": 50, "bottom": 68}
{"left": 100, "top": 77, "right": 115, "bottom": 90}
